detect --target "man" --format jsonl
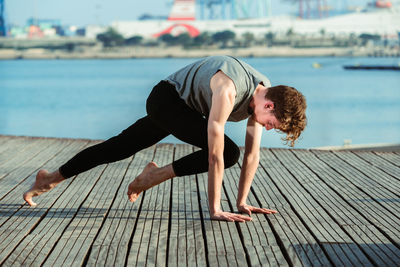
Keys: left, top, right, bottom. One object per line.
{"left": 23, "top": 55, "right": 307, "bottom": 222}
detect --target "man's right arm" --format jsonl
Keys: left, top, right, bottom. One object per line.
{"left": 208, "top": 71, "right": 252, "bottom": 222}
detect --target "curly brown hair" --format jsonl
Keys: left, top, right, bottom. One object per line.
{"left": 265, "top": 85, "right": 307, "bottom": 147}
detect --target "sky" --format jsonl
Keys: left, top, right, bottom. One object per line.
{"left": 6, "top": 0, "right": 369, "bottom": 27}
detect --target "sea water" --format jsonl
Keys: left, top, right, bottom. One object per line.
{"left": 0, "top": 57, "right": 399, "bottom": 148}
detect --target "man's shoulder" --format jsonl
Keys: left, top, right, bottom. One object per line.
{"left": 203, "top": 55, "right": 241, "bottom": 64}
{"left": 210, "top": 71, "right": 237, "bottom": 95}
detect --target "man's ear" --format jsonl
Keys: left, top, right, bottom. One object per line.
{"left": 265, "top": 100, "right": 275, "bottom": 110}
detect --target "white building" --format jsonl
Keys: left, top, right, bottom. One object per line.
{"left": 86, "top": 0, "right": 400, "bottom": 40}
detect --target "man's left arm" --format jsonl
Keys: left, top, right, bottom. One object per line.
{"left": 236, "top": 116, "right": 278, "bottom": 215}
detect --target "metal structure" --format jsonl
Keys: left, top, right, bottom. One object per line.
{"left": 0, "top": 0, "right": 6, "bottom": 36}
{"left": 295, "top": 0, "right": 395, "bottom": 19}
{"left": 197, "top": 0, "right": 271, "bottom": 20}
{"left": 297, "top": 0, "right": 331, "bottom": 19}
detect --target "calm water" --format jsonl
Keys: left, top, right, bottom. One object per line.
{"left": 0, "top": 57, "right": 399, "bottom": 148}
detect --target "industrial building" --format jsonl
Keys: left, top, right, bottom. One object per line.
{"left": 108, "top": 0, "right": 400, "bottom": 40}
{"left": 1, "top": 0, "right": 399, "bottom": 41}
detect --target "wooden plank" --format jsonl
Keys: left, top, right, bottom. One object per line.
{"left": 0, "top": 139, "right": 91, "bottom": 264}
{"left": 197, "top": 171, "right": 227, "bottom": 266}
{"left": 361, "top": 151, "right": 400, "bottom": 167}
{"left": 167, "top": 144, "right": 207, "bottom": 266}
{"left": 350, "top": 151, "right": 400, "bottom": 183}
{"left": 281, "top": 149, "right": 400, "bottom": 266}
{"left": 314, "top": 151, "right": 400, "bottom": 218}
{"left": 311, "top": 150, "right": 400, "bottom": 219}
{"left": 0, "top": 137, "right": 65, "bottom": 169}
{"left": 0, "top": 135, "right": 12, "bottom": 146}
{"left": 219, "top": 193, "right": 247, "bottom": 267}
{"left": 169, "top": 144, "right": 187, "bottom": 266}
{"left": 373, "top": 151, "right": 400, "bottom": 167}
{"left": 0, "top": 135, "right": 35, "bottom": 157}
{"left": 0, "top": 138, "right": 87, "bottom": 209}
{"left": 223, "top": 165, "right": 289, "bottom": 266}
{"left": 0, "top": 138, "right": 84, "bottom": 219}
{"left": 152, "top": 144, "right": 174, "bottom": 266}
{"left": 332, "top": 151, "right": 400, "bottom": 195}
{"left": 196, "top": 169, "right": 247, "bottom": 266}
{"left": 310, "top": 149, "right": 400, "bottom": 246}
{"left": 312, "top": 149, "right": 400, "bottom": 218}
{"left": 0, "top": 136, "right": 40, "bottom": 164}
{"left": 167, "top": 144, "right": 182, "bottom": 267}
{"left": 42, "top": 156, "right": 132, "bottom": 266}
{"left": 85, "top": 146, "right": 155, "bottom": 266}
{"left": 243, "top": 149, "right": 332, "bottom": 267}
{"left": 0, "top": 138, "right": 71, "bottom": 198}
{"left": 127, "top": 167, "right": 158, "bottom": 266}
{"left": 259, "top": 148, "right": 373, "bottom": 266}
{"left": 145, "top": 144, "right": 173, "bottom": 266}
{"left": 260, "top": 149, "right": 347, "bottom": 266}
{"left": 2, "top": 157, "right": 107, "bottom": 266}
{"left": 126, "top": 144, "right": 174, "bottom": 266}
{"left": 2, "top": 137, "right": 399, "bottom": 266}
{"left": 0, "top": 137, "right": 61, "bottom": 180}
{"left": 188, "top": 148, "right": 208, "bottom": 267}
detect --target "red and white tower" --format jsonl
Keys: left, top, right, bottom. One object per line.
{"left": 375, "top": 0, "right": 392, "bottom": 8}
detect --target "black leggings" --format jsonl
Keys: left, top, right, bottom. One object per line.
{"left": 59, "top": 81, "right": 240, "bottom": 178}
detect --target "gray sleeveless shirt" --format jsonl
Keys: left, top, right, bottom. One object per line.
{"left": 164, "top": 55, "right": 271, "bottom": 122}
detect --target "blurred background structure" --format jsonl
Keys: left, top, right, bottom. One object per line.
{"left": 0, "top": 0, "right": 399, "bottom": 148}
{"left": 197, "top": 0, "right": 272, "bottom": 20}
{"left": 0, "top": 0, "right": 5, "bottom": 36}
{"left": 0, "top": 0, "right": 399, "bottom": 57}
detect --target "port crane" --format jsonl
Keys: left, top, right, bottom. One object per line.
{"left": 0, "top": 0, "right": 5, "bottom": 36}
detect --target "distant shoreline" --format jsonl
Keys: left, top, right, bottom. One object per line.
{"left": 1, "top": 46, "right": 398, "bottom": 60}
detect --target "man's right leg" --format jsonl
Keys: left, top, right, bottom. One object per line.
{"left": 126, "top": 81, "right": 240, "bottom": 203}
{"left": 145, "top": 81, "right": 240, "bottom": 177}
{"left": 24, "top": 116, "right": 169, "bottom": 206}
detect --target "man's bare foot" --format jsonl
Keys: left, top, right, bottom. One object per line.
{"left": 127, "top": 162, "right": 159, "bottom": 203}
{"left": 23, "top": 169, "right": 65, "bottom": 206}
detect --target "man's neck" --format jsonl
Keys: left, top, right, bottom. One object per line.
{"left": 249, "top": 84, "right": 268, "bottom": 112}
{"left": 254, "top": 83, "right": 268, "bottom": 100}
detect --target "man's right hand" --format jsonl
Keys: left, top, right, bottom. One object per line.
{"left": 211, "top": 210, "right": 252, "bottom": 222}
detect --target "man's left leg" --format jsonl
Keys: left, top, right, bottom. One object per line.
{"left": 24, "top": 115, "right": 170, "bottom": 206}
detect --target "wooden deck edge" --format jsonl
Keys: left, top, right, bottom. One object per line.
{"left": 313, "top": 143, "right": 400, "bottom": 152}
{"left": 0, "top": 134, "right": 105, "bottom": 143}
{"left": 1, "top": 135, "right": 399, "bottom": 152}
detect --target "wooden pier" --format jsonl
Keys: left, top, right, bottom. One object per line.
{"left": 0, "top": 135, "right": 399, "bottom": 266}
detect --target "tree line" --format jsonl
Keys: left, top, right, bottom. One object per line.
{"left": 96, "top": 27, "right": 240, "bottom": 48}
{"left": 96, "top": 27, "right": 383, "bottom": 49}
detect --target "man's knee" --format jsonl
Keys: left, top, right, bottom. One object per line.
{"left": 224, "top": 141, "right": 240, "bottom": 168}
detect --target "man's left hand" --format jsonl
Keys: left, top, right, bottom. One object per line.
{"left": 237, "top": 204, "right": 278, "bottom": 216}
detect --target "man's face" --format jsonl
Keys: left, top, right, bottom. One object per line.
{"left": 253, "top": 100, "right": 281, "bottom": 131}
